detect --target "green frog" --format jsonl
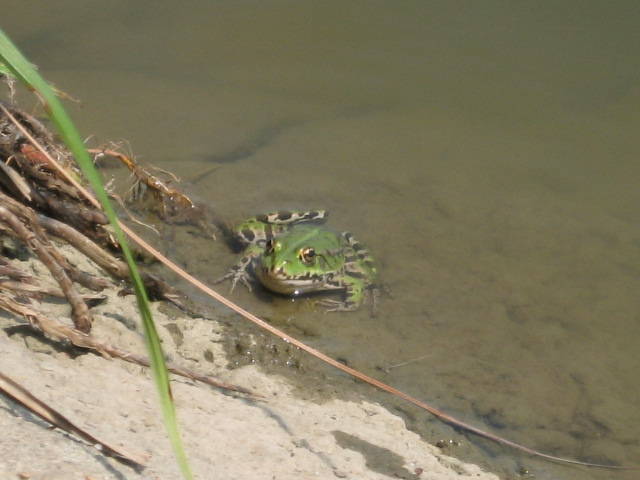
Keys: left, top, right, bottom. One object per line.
{"left": 216, "top": 210, "right": 378, "bottom": 311}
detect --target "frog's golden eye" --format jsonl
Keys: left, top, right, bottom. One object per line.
{"left": 299, "top": 247, "right": 316, "bottom": 265}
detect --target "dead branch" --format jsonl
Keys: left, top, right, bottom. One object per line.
{"left": 0, "top": 279, "right": 65, "bottom": 299}
{"left": 0, "top": 369, "right": 148, "bottom": 467}
{"left": 90, "top": 148, "right": 195, "bottom": 213}
{"left": 0, "top": 294, "right": 257, "bottom": 397}
{"left": 0, "top": 102, "right": 195, "bottom": 328}
{"left": 90, "top": 147, "right": 216, "bottom": 239}
{"left": 0, "top": 279, "right": 107, "bottom": 304}
{"left": 38, "top": 214, "right": 186, "bottom": 307}
{"left": 0, "top": 103, "right": 109, "bottom": 242}
{"left": 0, "top": 259, "right": 33, "bottom": 282}
{"left": 36, "top": 213, "right": 128, "bottom": 276}
{"left": 0, "top": 205, "right": 92, "bottom": 332}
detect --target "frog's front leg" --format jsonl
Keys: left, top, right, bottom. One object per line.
{"left": 215, "top": 245, "right": 262, "bottom": 293}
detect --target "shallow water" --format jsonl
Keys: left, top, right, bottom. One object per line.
{"left": 4, "top": 1, "right": 640, "bottom": 478}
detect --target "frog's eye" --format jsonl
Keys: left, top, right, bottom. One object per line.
{"left": 299, "top": 247, "right": 316, "bottom": 265}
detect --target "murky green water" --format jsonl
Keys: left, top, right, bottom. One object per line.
{"left": 4, "top": 1, "right": 640, "bottom": 478}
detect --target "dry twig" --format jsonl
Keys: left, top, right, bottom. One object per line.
{"left": 0, "top": 204, "right": 92, "bottom": 332}
{"left": 0, "top": 370, "right": 148, "bottom": 467}
{"left": 0, "top": 294, "right": 257, "bottom": 397}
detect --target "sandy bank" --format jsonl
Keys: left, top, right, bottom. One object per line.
{"left": 0, "top": 245, "right": 498, "bottom": 480}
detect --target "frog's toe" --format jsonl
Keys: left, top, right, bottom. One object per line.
{"left": 213, "top": 271, "right": 233, "bottom": 285}
{"left": 214, "top": 269, "right": 253, "bottom": 293}
{"left": 230, "top": 273, "right": 253, "bottom": 293}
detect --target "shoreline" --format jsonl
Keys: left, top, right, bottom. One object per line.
{"left": 0, "top": 245, "right": 499, "bottom": 479}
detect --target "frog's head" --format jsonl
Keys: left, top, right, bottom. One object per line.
{"left": 255, "top": 226, "right": 343, "bottom": 295}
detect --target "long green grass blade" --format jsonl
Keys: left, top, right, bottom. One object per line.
{"left": 0, "top": 29, "right": 193, "bottom": 479}
{"left": 1, "top": 58, "right": 37, "bottom": 78}
{"left": 0, "top": 62, "right": 12, "bottom": 76}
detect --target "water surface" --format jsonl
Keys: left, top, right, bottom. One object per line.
{"left": 4, "top": 2, "right": 639, "bottom": 478}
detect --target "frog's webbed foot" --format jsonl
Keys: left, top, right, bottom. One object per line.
{"left": 214, "top": 256, "right": 254, "bottom": 293}
{"left": 214, "top": 268, "right": 253, "bottom": 293}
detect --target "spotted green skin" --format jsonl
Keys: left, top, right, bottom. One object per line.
{"left": 217, "top": 210, "right": 377, "bottom": 311}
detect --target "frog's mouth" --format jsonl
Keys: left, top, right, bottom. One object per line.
{"left": 255, "top": 265, "right": 321, "bottom": 296}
